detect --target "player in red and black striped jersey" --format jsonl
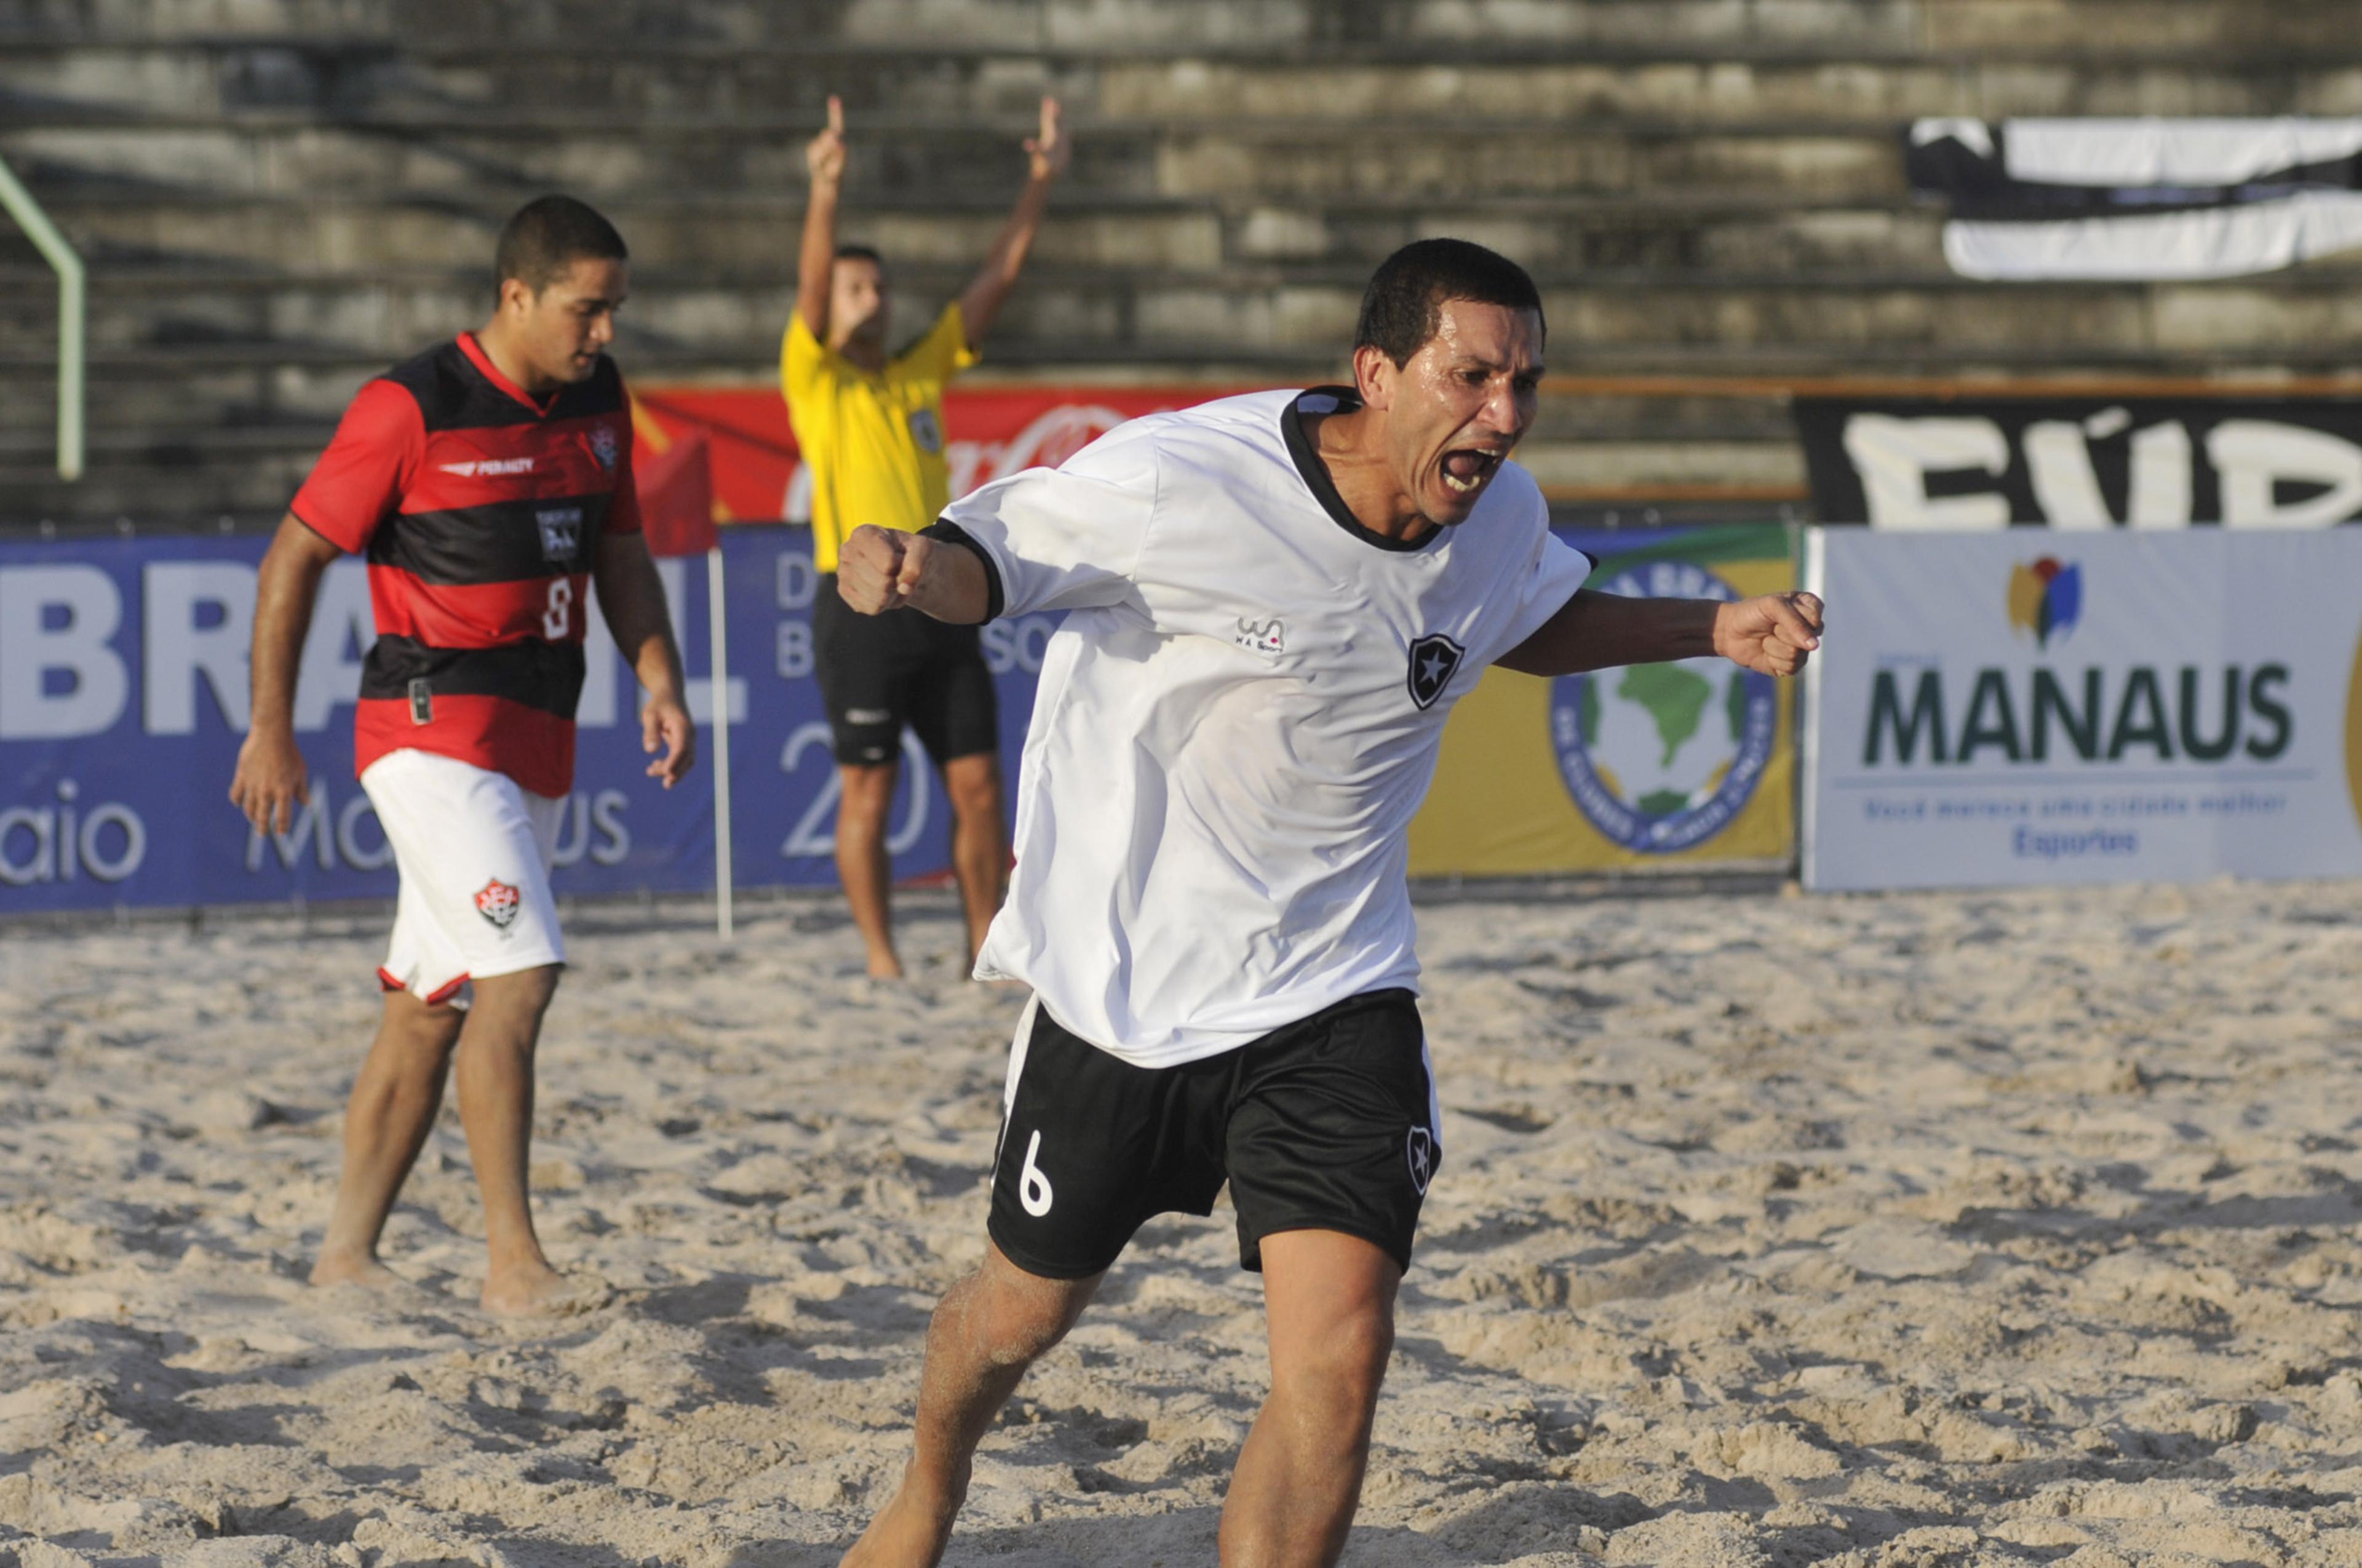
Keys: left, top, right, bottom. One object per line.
{"left": 229, "top": 196, "right": 693, "bottom": 1317}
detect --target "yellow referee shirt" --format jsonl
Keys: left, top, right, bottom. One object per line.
{"left": 781, "top": 301, "right": 979, "bottom": 573}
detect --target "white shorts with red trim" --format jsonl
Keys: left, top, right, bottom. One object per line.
{"left": 361, "top": 748, "right": 565, "bottom": 1008}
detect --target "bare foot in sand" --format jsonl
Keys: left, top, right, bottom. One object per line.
{"left": 310, "top": 1247, "right": 406, "bottom": 1292}
{"left": 480, "top": 1260, "right": 608, "bottom": 1318}
{"left": 839, "top": 1481, "right": 959, "bottom": 1568}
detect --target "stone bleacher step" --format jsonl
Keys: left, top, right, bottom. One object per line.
{"left": 14, "top": 43, "right": 2362, "bottom": 126}
{"left": 14, "top": 0, "right": 2362, "bottom": 60}
{"left": 0, "top": 119, "right": 1922, "bottom": 204}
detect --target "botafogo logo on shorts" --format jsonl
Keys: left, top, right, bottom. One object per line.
{"left": 1405, "top": 1126, "right": 1436, "bottom": 1195}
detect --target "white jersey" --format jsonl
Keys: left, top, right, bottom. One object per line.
{"left": 943, "top": 388, "right": 1596, "bottom": 1067}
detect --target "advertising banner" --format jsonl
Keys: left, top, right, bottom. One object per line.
{"left": 3, "top": 519, "right": 1799, "bottom": 915}
{"left": 1801, "top": 528, "right": 2362, "bottom": 891}
{"left": 1407, "top": 524, "right": 1797, "bottom": 876}
{"left": 632, "top": 384, "right": 1249, "bottom": 523}
{"left": 1795, "top": 396, "right": 2362, "bottom": 528}
{"left": 0, "top": 527, "right": 1064, "bottom": 915}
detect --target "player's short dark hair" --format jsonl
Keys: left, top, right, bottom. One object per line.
{"left": 494, "top": 196, "right": 628, "bottom": 297}
{"left": 834, "top": 242, "right": 886, "bottom": 270}
{"left": 1353, "top": 239, "right": 1545, "bottom": 367}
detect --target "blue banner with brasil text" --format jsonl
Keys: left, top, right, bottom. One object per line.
{"left": 0, "top": 525, "right": 1065, "bottom": 914}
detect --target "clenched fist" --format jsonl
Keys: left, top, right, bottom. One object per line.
{"left": 836, "top": 525, "right": 992, "bottom": 623}
{"left": 1712, "top": 591, "right": 1825, "bottom": 678}
{"left": 838, "top": 524, "right": 932, "bottom": 614}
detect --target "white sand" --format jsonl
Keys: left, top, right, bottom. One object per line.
{"left": 4, "top": 879, "right": 2362, "bottom": 1567}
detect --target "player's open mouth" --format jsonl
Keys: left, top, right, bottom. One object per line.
{"left": 1440, "top": 449, "right": 1502, "bottom": 495}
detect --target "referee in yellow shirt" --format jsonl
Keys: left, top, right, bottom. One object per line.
{"left": 786, "top": 95, "right": 1068, "bottom": 980}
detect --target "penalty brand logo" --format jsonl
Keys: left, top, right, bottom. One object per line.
{"left": 2007, "top": 556, "right": 2083, "bottom": 650}
{"left": 473, "top": 878, "right": 521, "bottom": 931}
{"left": 439, "top": 456, "right": 534, "bottom": 478}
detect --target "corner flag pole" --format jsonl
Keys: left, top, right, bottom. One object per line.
{"left": 707, "top": 543, "right": 734, "bottom": 940}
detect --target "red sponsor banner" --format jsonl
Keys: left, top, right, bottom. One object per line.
{"left": 628, "top": 384, "right": 1262, "bottom": 524}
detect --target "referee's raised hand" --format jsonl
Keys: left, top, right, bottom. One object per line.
{"left": 807, "top": 95, "right": 847, "bottom": 190}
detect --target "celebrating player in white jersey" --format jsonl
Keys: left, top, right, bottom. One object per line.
{"left": 830, "top": 239, "right": 1825, "bottom": 1568}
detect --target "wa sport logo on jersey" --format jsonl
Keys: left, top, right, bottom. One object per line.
{"left": 1550, "top": 560, "right": 1778, "bottom": 854}
{"left": 1236, "top": 616, "right": 1287, "bottom": 656}
{"left": 473, "top": 878, "right": 522, "bottom": 931}
{"left": 1407, "top": 634, "right": 1465, "bottom": 710}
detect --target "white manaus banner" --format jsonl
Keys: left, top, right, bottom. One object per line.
{"left": 1802, "top": 528, "right": 2362, "bottom": 891}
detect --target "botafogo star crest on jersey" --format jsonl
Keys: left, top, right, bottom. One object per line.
{"left": 1406, "top": 634, "right": 1465, "bottom": 710}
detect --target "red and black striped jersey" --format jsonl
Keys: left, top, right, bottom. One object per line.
{"left": 291, "top": 332, "right": 643, "bottom": 798}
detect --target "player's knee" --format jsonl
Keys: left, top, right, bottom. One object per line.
{"left": 475, "top": 962, "right": 561, "bottom": 1017}
{"left": 385, "top": 993, "right": 464, "bottom": 1058}
{"left": 1284, "top": 1309, "right": 1394, "bottom": 1406}
{"left": 944, "top": 757, "right": 1002, "bottom": 819}
{"left": 964, "top": 1270, "right": 1088, "bottom": 1367}
{"left": 941, "top": 1288, "right": 1052, "bottom": 1369}
{"left": 837, "top": 765, "right": 897, "bottom": 829}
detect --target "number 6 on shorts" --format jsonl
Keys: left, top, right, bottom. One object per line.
{"left": 1017, "top": 1129, "right": 1054, "bottom": 1217}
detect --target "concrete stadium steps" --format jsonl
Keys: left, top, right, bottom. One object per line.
{"left": 7, "top": 1, "right": 2362, "bottom": 525}
{"left": 11, "top": 0, "right": 2362, "bottom": 57}
{"left": 13, "top": 42, "right": 2362, "bottom": 125}
{"left": 0, "top": 186, "right": 1945, "bottom": 276}
{"left": 18, "top": 258, "right": 2362, "bottom": 389}
{"left": 0, "top": 119, "right": 1926, "bottom": 204}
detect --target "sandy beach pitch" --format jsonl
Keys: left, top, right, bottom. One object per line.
{"left": 4, "top": 879, "right": 2361, "bottom": 1567}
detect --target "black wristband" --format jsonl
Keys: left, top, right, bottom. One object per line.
{"left": 918, "top": 520, "right": 1006, "bottom": 623}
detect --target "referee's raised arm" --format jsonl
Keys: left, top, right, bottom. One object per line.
{"left": 957, "top": 97, "right": 1071, "bottom": 348}
{"left": 796, "top": 95, "right": 846, "bottom": 341}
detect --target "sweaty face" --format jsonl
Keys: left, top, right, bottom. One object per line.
{"left": 509, "top": 257, "right": 629, "bottom": 387}
{"left": 1382, "top": 299, "right": 1545, "bottom": 528}
{"left": 829, "top": 257, "right": 890, "bottom": 352}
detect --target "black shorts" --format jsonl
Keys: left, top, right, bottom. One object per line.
{"left": 987, "top": 989, "right": 1441, "bottom": 1279}
{"left": 813, "top": 573, "right": 999, "bottom": 768}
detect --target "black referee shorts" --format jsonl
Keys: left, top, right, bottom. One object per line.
{"left": 987, "top": 989, "right": 1442, "bottom": 1279}
{"left": 814, "top": 572, "right": 998, "bottom": 768}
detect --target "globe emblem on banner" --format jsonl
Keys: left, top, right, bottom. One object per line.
{"left": 1548, "top": 561, "right": 1778, "bottom": 854}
